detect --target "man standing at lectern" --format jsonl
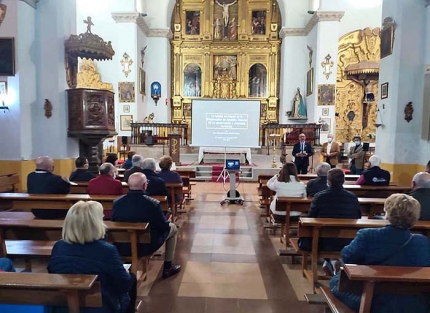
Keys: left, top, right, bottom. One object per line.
{"left": 292, "top": 133, "right": 313, "bottom": 174}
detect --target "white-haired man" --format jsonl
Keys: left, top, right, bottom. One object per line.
{"left": 123, "top": 154, "right": 144, "bottom": 183}
{"left": 321, "top": 134, "right": 340, "bottom": 168}
{"left": 411, "top": 172, "right": 430, "bottom": 220}
{"left": 355, "top": 155, "right": 390, "bottom": 186}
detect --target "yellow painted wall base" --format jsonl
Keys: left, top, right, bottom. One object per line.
{"left": 0, "top": 159, "right": 75, "bottom": 191}
{"left": 381, "top": 163, "right": 425, "bottom": 186}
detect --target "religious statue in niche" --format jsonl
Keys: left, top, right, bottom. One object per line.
{"left": 214, "top": 0, "right": 238, "bottom": 40}
{"left": 251, "top": 11, "right": 266, "bottom": 35}
{"left": 213, "top": 55, "right": 237, "bottom": 80}
{"left": 213, "top": 18, "right": 222, "bottom": 40}
{"left": 248, "top": 63, "right": 267, "bottom": 98}
{"left": 349, "top": 74, "right": 377, "bottom": 103}
{"left": 229, "top": 18, "right": 238, "bottom": 40}
{"left": 185, "top": 11, "right": 200, "bottom": 35}
{"left": 183, "top": 63, "right": 202, "bottom": 97}
{"left": 290, "top": 88, "right": 307, "bottom": 119}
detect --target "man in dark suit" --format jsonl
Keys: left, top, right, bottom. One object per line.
{"left": 27, "top": 156, "right": 70, "bottom": 219}
{"left": 112, "top": 172, "right": 181, "bottom": 279}
{"left": 306, "top": 162, "right": 331, "bottom": 197}
{"left": 292, "top": 133, "right": 313, "bottom": 174}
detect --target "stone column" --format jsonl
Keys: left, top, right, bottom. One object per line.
{"left": 376, "top": 0, "right": 427, "bottom": 185}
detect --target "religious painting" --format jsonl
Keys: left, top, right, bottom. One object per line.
{"left": 214, "top": 0, "right": 238, "bottom": 41}
{"left": 381, "top": 82, "right": 388, "bottom": 99}
{"left": 248, "top": 63, "right": 267, "bottom": 97}
{"left": 0, "top": 81, "right": 6, "bottom": 97}
{"left": 123, "top": 105, "right": 130, "bottom": 113}
{"left": 380, "top": 25, "right": 394, "bottom": 59}
{"left": 306, "top": 68, "right": 314, "bottom": 96}
{"left": 120, "top": 115, "right": 133, "bottom": 131}
{"left": 0, "top": 38, "right": 15, "bottom": 76}
{"left": 251, "top": 11, "right": 266, "bottom": 35}
{"left": 213, "top": 55, "right": 237, "bottom": 80}
{"left": 318, "top": 84, "right": 335, "bottom": 105}
{"left": 321, "top": 118, "right": 331, "bottom": 132}
{"left": 185, "top": 11, "right": 200, "bottom": 35}
{"left": 183, "top": 63, "right": 202, "bottom": 97}
{"left": 139, "top": 68, "right": 146, "bottom": 95}
{"left": 0, "top": 3, "right": 7, "bottom": 27}
{"left": 118, "top": 82, "right": 135, "bottom": 103}
{"left": 322, "top": 107, "right": 329, "bottom": 116}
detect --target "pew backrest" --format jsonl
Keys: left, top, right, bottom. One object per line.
{"left": 0, "top": 174, "right": 20, "bottom": 193}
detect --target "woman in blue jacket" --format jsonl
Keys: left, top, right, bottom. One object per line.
{"left": 330, "top": 193, "right": 430, "bottom": 313}
{"left": 48, "top": 201, "right": 135, "bottom": 313}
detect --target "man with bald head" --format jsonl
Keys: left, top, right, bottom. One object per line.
{"left": 292, "top": 133, "right": 313, "bottom": 174}
{"left": 411, "top": 172, "right": 430, "bottom": 220}
{"left": 112, "top": 172, "right": 181, "bottom": 279}
{"left": 27, "top": 156, "right": 70, "bottom": 219}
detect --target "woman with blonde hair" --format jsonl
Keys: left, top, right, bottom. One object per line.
{"left": 48, "top": 201, "right": 136, "bottom": 313}
{"left": 267, "top": 162, "right": 306, "bottom": 221}
{"left": 330, "top": 193, "right": 430, "bottom": 313}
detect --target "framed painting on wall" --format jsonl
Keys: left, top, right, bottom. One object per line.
{"left": 123, "top": 105, "right": 130, "bottom": 113}
{"left": 322, "top": 107, "right": 329, "bottom": 116}
{"left": 251, "top": 11, "right": 266, "bottom": 35}
{"left": 0, "top": 81, "right": 6, "bottom": 96}
{"left": 321, "top": 118, "right": 331, "bottom": 132}
{"left": 0, "top": 38, "right": 15, "bottom": 76}
{"left": 381, "top": 82, "right": 388, "bottom": 99}
{"left": 118, "top": 82, "right": 135, "bottom": 103}
{"left": 139, "top": 68, "right": 146, "bottom": 96}
{"left": 318, "top": 84, "right": 335, "bottom": 105}
{"left": 185, "top": 11, "right": 200, "bottom": 35}
{"left": 120, "top": 115, "right": 133, "bottom": 131}
{"left": 380, "top": 25, "right": 394, "bottom": 59}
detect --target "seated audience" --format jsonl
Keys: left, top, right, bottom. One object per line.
{"left": 27, "top": 156, "right": 70, "bottom": 219}
{"left": 410, "top": 172, "right": 430, "bottom": 220}
{"left": 112, "top": 173, "right": 181, "bottom": 279}
{"left": 299, "top": 168, "right": 361, "bottom": 275}
{"left": 306, "top": 162, "right": 330, "bottom": 197}
{"left": 426, "top": 160, "right": 430, "bottom": 174}
{"left": 105, "top": 153, "right": 118, "bottom": 166}
{"left": 355, "top": 155, "right": 390, "bottom": 185}
{"left": 88, "top": 163, "right": 123, "bottom": 219}
{"left": 69, "top": 156, "right": 95, "bottom": 182}
{"left": 48, "top": 201, "right": 136, "bottom": 313}
{"left": 141, "top": 158, "right": 168, "bottom": 197}
{"left": 123, "top": 154, "right": 144, "bottom": 183}
{"left": 267, "top": 162, "right": 306, "bottom": 222}
{"left": 157, "top": 155, "right": 183, "bottom": 205}
{"left": 0, "top": 258, "right": 16, "bottom": 272}
{"left": 122, "top": 151, "right": 136, "bottom": 170}
{"left": 330, "top": 193, "right": 430, "bottom": 313}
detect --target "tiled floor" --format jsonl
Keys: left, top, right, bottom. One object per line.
{"left": 138, "top": 182, "right": 322, "bottom": 313}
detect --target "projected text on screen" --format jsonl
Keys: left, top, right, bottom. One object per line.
{"left": 206, "top": 113, "right": 248, "bottom": 130}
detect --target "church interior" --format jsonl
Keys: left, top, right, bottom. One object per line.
{"left": 0, "top": 0, "right": 430, "bottom": 312}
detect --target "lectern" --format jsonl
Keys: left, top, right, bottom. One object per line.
{"left": 168, "top": 133, "right": 181, "bottom": 165}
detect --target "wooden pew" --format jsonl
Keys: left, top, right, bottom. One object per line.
{"left": 274, "top": 197, "right": 386, "bottom": 247}
{"left": 322, "top": 264, "right": 430, "bottom": 313}
{"left": 0, "top": 272, "right": 101, "bottom": 313}
{"left": 295, "top": 218, "right": 430, "bottom": 291}
{"left": 70, "top": 181, "right": 129, "bottom": 194}
{"left": 176, "top": 168, "right": 196, "bottom": 179}
{"left": 0, "top": 174, "right": 20, "bottom": 193}
{"left": 165, "top": 182, "right": 184, "bottom": 219}
{"left": 0, "top": 217, "right": 150, "bottom": 281}
{"left": 0, "top": 193, "right": 168, "bottom": 212}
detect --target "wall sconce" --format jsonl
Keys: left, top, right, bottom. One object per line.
{"left": 151, "top": 82, "right": 161, "bottom": 105}
{"left": 0, "top": 81, "right": 9, "bottom": 113}
{"left": 321, "top": 54, "right": 334, "bottom": 79}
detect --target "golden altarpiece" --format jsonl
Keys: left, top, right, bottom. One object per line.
{"left": 335, "top": 27, "right": 381, "bottom": 143}
{"left": 170, "top": 0, "right": 282, "bottom": 139}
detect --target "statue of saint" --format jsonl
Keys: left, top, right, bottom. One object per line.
{"left": 214, "top": 18, "right": 222, "bottom": 40}
{"left": 215, "top": 0, "right": 237, "bottom": 27}
{"left": 229, "top": 17, "right": 237, "bottom": 40}
{"left": 291, "top": 88, "right": 307, "bottom": 119}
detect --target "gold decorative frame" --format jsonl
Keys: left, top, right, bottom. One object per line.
{"left": 306, "top": 68, "right": 314, "bottom": 96}
{"left": 118, "top": 82, "right": 135, "bottom": 103}
{"left": 318, "top": 84, "right": 335, "bottom": 105}
{"left": 139, "top": 68, "right": 146, "bottom": 95}
{"left": 120, "top": 115, "right": 133, "bottom": 131}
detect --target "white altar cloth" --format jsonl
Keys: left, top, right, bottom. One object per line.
{"left": 198, "top": 147, "right": 252, "bottom": 164}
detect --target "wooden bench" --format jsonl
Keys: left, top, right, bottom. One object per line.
{"left": 165, "top": 182, "right": 184, "bottom": 219}
{"left": 0, "top": 193, "right": 168, "bottom": 212}
{"left": 273, "top": 197, "right": 386, "bottom": 249}
{"left": 0, "top": 174, "right": 20, "bottom": 193}
{"left": 0, "top": 216, "right": 150, "bottom": 281}
{"left": 70, "top": 181, "right": 129, "bottom": 194}
{"left": 0, "top": 272, "right": 101, "bottom": 313}
{"left": 295, "top": 218, "right": 430, "bottom": 291}
{"left": 322, "top": 264, "right": 430, "bottom": 313}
